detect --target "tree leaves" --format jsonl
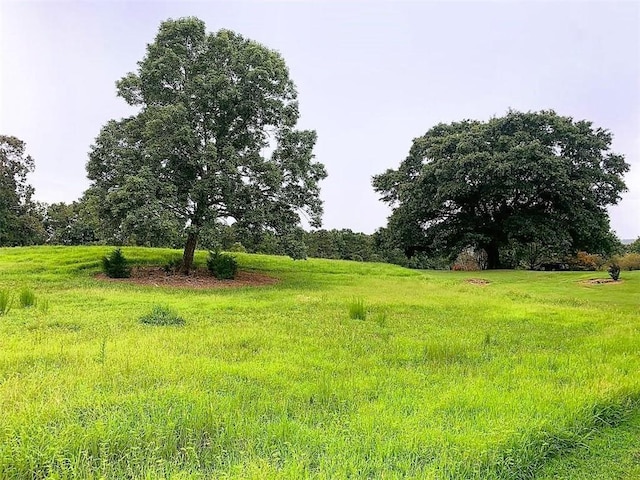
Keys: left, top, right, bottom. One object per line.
{"left": 373, "top": 110, "right": 629, "bottom": 268}
{"left": 87, "top": 18, "right": 327, "bottom": 271}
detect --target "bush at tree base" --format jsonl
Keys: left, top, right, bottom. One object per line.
{"left": 207, "top": 250, "right": 238, "bottom": 280}
{"left": 102, "top": 248, "right": 131, "bottom": 278}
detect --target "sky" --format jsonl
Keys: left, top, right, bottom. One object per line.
{"left": 1, "top": 0, "right": 639, "bottom": 239}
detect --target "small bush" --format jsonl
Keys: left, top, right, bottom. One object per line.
{"left": 0, "top": 290, "right": 12, "bottom": 315}
{"left": 229, "top": 242, "right": 247, "bottom": 253}
{"left": 348, "top": 298, "right": 367, "bottom": 320}
{"left": 608, "top": 263, "right": 621, "bottom": 281}
{"left": 207, "top": 250, "right": 238, "bottom": 279}
{"left": 19, "top": 288, "right": 36, "bottom": 308}
{"left": 452, "top": 249, "right": 483, "bottom": 271}
{"left": 139, "top": 306, "right": 185, "bottom": 326}
{"left": 568, "top": 251, "right": 606, "bottom": 271}
{"left": 102, "top": 248, "right": 131, "bottom": 278}
{"left": 618, "top": 253, "right": 640, "bottom": 271}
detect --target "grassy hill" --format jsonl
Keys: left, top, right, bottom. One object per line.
{"left": 0, "top": 246, "right": 638, "bottom": 478}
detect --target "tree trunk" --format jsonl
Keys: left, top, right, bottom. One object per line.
{"left": 181, "top": 231, "right": 198, "bottom": 274}
{"left": 485, "top": 242, "right": 501, "bottom": 270}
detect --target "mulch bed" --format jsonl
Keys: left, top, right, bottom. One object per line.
{"left": 96, "top": 266, "right": 279, "bottom": 289}
{"left": 581, "top": 278, "right": 624, "bottom": 285}
{"left": 465, "top": 278, "right": 491, "bottom": 285}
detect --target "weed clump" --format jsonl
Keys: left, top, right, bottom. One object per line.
{"left": 348, "top": 298, "right": 367, "bottom": 320}
{"left": 139, "top": 306, "right": 185, "bottom": 326}
{"left": 207, "top": 250, "right": 238, "bottom": 279}
{"left": 0, "top": 290, "right": 12, "bottom": 315}
{"left": 102, "top": 248, "right": 131, "bottom": 278}
{"left": 18, "top": 288, "right": 36, "bottom": 308}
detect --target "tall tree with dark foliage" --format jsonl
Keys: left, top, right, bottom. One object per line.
{"left": 87, "top": 17, "right": 326, "bottom": 272}
{"left": 373, "top": 110, "right": 628, "bottom": 269}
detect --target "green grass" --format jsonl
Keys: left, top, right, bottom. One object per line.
{"left": 0, "top": 289, "right": 11, "bottom": 315}
{"left": 0, "top": 246, "right": 639, "bottom": 478}
{"left": 348, "top": 297, "right": 367, "bottom": 320}
{"left": 536, "top": 410, "right": 640, "bottom": 479}
{"left": 18, "top": 287, "right": 36, "bottom": 308}
{"left": 139, "top": 305, "right": 186, "bottom": 326}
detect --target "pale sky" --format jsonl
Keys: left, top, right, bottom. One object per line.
{"left": 1, "top": 1, "right": 639, "bottom": 239}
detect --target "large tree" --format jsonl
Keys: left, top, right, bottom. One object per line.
{"left": 373, "top": 110, "right": 629, "bottom": 269}
{"left": 0, "top": 135, "right": 45, "bottom": 246}
{"left": 87, "top": 18, "right": 326, "bottom": 272}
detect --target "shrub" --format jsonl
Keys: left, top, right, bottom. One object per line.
{"left": 18, "top": 288, "right": 36, "bottom": 308}
{"left": 452, "top": 249, "right": 483, "bottom": 271}
{"left": 618, "top": 253, "right": 640, "bottom": 271}
{"left": 207, "top": 250, "right": 238, "bottom": 279}
{"left": 0, "top": 290, "right": 11, "bottom": 315}
{"left": 102, "top": 248, "right": 131, "bottom": 278}
{"left": 608, "top": 263, "right": 621, "bottom": 281}
{"left": 348, "top": 298, "right": 367, "bottom": 320}
{"left": 229, "top": 242, "right": 247, "bottom": 253}
{"left": 139, "top": 305, "right": 185, "bottom": 326}
{"left": 568, "top": 251, "right": 606, "bottom": 271}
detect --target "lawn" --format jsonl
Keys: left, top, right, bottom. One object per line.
{"left": 0, "top": 246, "right": 638, "bottom": 479}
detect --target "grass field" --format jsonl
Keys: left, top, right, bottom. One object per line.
{"left": 0, "top": 246, "right": 638, "bottom": 479}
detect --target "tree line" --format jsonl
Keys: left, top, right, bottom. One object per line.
{"left": 1, "top": 17, "right": 636, "bottom": 270}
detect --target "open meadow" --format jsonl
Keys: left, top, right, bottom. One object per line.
{"left": 0, "top": 246, "right": 639, "bottom": 479}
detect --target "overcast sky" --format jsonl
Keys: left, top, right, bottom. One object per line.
{"left": 1, "top": 0, "right": 638, "bottom": 239}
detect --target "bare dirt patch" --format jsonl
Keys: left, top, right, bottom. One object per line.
{"left": 581, "top": 278, "right": 624, "bottom": 285}
{"left": 465, "top": 278, "right": 491, "bottom": 285}
{"left": 96, "top": 266, "right": 279, "bottom": 289}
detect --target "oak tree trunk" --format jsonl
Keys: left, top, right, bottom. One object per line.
{"left": 484, "top": 242, "right": 501, "bottom": 270}
{"left": 181, "top": 231, "right": 198, "bottom": 274}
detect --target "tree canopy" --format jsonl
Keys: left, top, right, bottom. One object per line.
{"left": 0, "top": 135, "right": 45, "bottom": 246}
{"left": 86, "top": 17, "right": 326, "bottom": 272}
{"left": 372, "top": 110, "right": 629, "bottom": 269}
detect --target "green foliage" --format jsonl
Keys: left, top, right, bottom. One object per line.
{"left": 44, "top": 201, "right": 98, "bottom": 245}
{"left": 18, "top": 288, "right": 36, "bottom": 308}
{"left": 305, "top": 228, "right": 376, "bottom": 261}
{"left": 0, "top": 290, "right": 11, "bottom": 315}
{"left": 139, "top": 305, "right": 185, "bottom": 326}
{"left": 348, "top": 298, "right": 367, "bottom": 320}
{"left": 618, "top": 253, "right": 640, "bottom": 271}
{"left": 228, "top": 242, "right": 246, "bottom": 253}
{"left": 86, "top": 18, "right": 327, "bottom": 272}
{"left": 206, "top": 250, "right": 238, "bottom": 279}
{"left": 373, "top": 110, "right": 629, "bottom": 269}
{"left": 0, "top": 135, "right": 46, "bottom": 246}
{"left": 608, "top": 263, "right": 621, "bottom": 281}
{"left": 627, "top": 237, "right": 640, "bottom": 254}
{"left": 102, "top": 248, "right": 131, "bottom": 278}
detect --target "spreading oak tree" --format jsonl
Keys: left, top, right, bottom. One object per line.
{"left": 87, "top": 17, "right": 326, "bottom": 272}
{"left": 373, "top": 110, "right": 629, "bottom": 269}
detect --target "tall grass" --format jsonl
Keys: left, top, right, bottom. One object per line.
{"left": 0, "top": 246, "right": 638, "bottom": 478}
{"left": 348, "top": 297, "right": 367, "bottom": 320}
{"left": 0, "top": 290, "right": 11, "bottom": 315}
{"left": 18, "top": 288, "right": 36, "bottom": 308}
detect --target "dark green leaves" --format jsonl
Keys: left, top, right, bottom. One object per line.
{"left": 373, "top": 110, "right": 629, "bottom": 268}
{"left": 87, "top": 18, "right": 326, "bottom": 270}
